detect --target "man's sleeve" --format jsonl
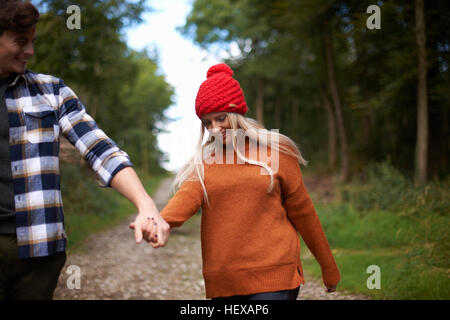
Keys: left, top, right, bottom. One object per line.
{"left": 55, "top": 79, "right": 133, "bottom": 187}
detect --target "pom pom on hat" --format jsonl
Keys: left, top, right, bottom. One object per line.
{"left": 207, "top": 63, "right": 233, "bottom": 78}
{"left": 195, "top": 63, "right": 248, "bottom": 119}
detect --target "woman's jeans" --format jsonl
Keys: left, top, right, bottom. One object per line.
{"left": 212, "top": 286, "right": 300, "bottom": 300}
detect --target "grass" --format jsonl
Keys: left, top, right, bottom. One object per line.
{"left": 300, "top": 165, "right": 449, "bottom": 299}
{"left": 60, "top": 163, "right": 169, "bottom": 254}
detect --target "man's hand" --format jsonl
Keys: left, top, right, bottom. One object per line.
{"left": 109, "top": 167, "right": 170, "bottom": 248}
{"left": 129, "top": 213, "right": 170, "bottom": 248}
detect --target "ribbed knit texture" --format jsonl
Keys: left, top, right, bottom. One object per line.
{"left": 195, "top": 64, "right": 248, "bottom": 119}
{"left": 161, "top": 144, "right": 340, "bottom": 298}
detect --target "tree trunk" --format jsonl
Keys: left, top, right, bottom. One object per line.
{"left": 274, "top": 95, "right": 281, "bottom": 130}
{"left": 88, "top": 93, "right": 99, "bottom": 120}
{"left": 321, "top": 86, "right": 337, "bottom": 170}
{"left": 441, "top": 106, "right": 448, "bottom": 175}
{"left": 414, "top": 0, "right": 428, "bottom": 185}
{"left": 361, "top": 113, "right": 370, "bottom": 152}
{"left": 141, "top": 116, "right": 149, "bottom": 175}
{"left": 89, "top": 62, "right": 102, "bottom": 119}
{"left": 292, "top": 97, "right": 300, "bottom": 142}
{"left": 354, "top": 31, "right": 371, "bottom": 163}
{"left": 256, "top": 78, "right": 265, "bottom": 125}
{"left": 323, "top": 21, "right": 350, "bottom": 182}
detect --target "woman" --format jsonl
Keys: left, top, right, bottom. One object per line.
{"left": 159, "top": 63, "right": 340, "bottom": 300}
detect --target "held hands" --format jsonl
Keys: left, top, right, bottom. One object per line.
{"left": 108, "top": 167, "right": 170, "bottom": 247}
{"left": 108, "top": 168, "right": 170, "bottom": 248}
{"left": 129, "top": 212, "right": 170, "bottom": 248}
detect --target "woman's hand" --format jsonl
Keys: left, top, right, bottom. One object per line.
{"left": 325, "top": 285, "right": 337, "bottom": 293}
{"left": 109, "top": 167, "right": 170, "bottom": 247}
{"left": 129, "top": 213, "right": 170, "bottom": 248}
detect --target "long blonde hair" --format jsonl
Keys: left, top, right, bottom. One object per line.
{"left": 171, "top": 113, "right": 308, "bottom": 206}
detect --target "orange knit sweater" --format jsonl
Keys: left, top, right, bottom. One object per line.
{"left": 161, "top": 143, "right": 340, "bottom": 298}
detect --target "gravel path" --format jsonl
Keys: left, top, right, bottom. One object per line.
{"left": 53, "top": 176, "right": 371, "bottom": 300}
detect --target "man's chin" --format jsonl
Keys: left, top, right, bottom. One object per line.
{"left": 13, "top": 63, "right": 27, "bottom": 74}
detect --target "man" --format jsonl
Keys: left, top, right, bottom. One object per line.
{"left": 0, "top": 0, "right": 169, "bottom": 299}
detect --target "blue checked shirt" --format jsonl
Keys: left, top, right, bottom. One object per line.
{"left": 5, "top": 70, "right": 133, "bottom": 259}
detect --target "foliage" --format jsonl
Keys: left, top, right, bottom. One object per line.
{"left": 29, "top": 0, "right": 174, "bottom": 174}
{"left": 338, "top": 161, "right": 450, "bottom": 217}
{"left": 182, "top": 0, "right": 450, "bottom": 179}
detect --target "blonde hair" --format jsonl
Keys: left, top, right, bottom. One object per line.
{"left": 171, "top": 113, "right": 307, "bottom": 206}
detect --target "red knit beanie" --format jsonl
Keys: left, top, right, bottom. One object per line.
{"left": 195, "top": 63, "right": 248, "bottom": 119}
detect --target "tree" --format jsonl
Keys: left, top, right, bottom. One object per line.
{"left": 414, "top": 0, "right": 428, "bottom": 185}
{"left": 181, "top": 0, "right": 450, "bottom": 180}
{"left": 30, "top": 0, "right": 174, "bottom": 173}
{"left": 322, "top": 17, "right": 350, "bottom": 182}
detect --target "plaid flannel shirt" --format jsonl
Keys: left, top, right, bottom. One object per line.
{"left": 5, "top": 70, "right": 132, "bottom": 259}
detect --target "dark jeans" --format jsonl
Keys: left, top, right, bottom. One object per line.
{"left": 0, "top": 234, "right": 66, "bottom": 300}
{"left": 212, "top": 286, "right": 300, "bottom": 300}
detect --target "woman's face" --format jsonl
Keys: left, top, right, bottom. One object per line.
{"left": 201, "top": 112, "right": 232, "bottom": 144}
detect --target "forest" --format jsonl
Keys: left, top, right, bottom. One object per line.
{"left": 28, "top": 0, "right": 449, "bottom": 299}
{"left": 181, "top": 0, "right": 449, "bottom": 184}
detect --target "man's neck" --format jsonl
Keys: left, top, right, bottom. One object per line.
{"left": 0, "top": 71, "right": 13, "bottom": 80}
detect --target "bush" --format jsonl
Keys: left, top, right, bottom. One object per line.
{"left": 338, "top": 161, "right": 450, "bottom": 217}
{"left": 59, "top": 162, "right": 120, "bottom": 217}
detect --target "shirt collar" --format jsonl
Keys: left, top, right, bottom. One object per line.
{"left": 9, "top": 70, "right": 29, "bottom": 88}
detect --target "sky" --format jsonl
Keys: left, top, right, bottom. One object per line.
{"left": 126, "top": 0, "right": 232, "bottom": 173}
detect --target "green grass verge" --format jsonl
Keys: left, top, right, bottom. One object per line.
{"left": 300, "top": 202, "right": 449, "bottom": 300}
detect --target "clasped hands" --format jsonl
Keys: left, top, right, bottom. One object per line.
{"left": 129, "top": 212, "right": 170, "bottom": 248}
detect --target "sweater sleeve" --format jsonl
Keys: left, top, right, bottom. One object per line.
{"left": 160, "top": 179, "right": 204, "bottom": 229}
{"left": 279, "top": 153, "right": 341, "bottom": 287}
